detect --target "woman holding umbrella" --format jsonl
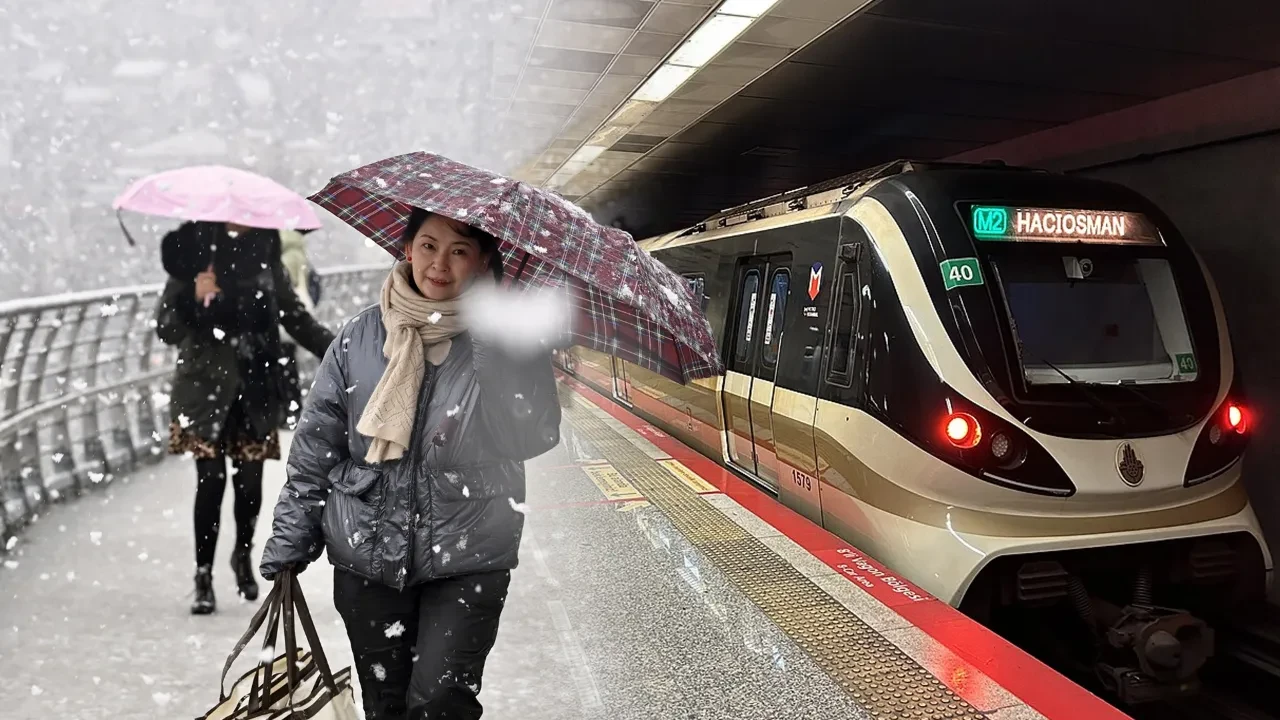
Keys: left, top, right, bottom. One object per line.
{"left": 260, "top": 152, "right": 721, "bottom": 719}
{"left": 115, "top": 166, "right": 336, "bottom": 614}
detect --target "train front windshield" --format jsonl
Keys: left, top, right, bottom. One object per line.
{"left": 994, "top": 255, "right": 1197, "bottom": 385}
{"left": 972, "top": 206, "right": 1199, "bottom": 387}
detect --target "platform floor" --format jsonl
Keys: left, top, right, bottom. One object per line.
{"left": 0, "top": 379, "right": 1118, "bottom": 719}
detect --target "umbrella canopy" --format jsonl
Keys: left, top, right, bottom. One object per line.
{"left": 113, "top": 165, "right": 324, "bottom": 231}
{"left": 310, "top": 151, "right": 723, "bottom": 383}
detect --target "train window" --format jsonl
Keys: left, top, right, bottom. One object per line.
{"left": 682, "top": 273, "right": 709, "bottom": 312}
{"left": 827, "top": 269, "right": 859, "bottom": 383}
{"left": 735, "top": 270, "right": 761, "bottom": 365}
{"left": 761, "top": 269, "right": 790, "bottom": 367}
{"left": 993, "top": 255, "right": 1196, "bottom": 385}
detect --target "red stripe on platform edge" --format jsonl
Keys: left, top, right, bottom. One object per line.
{"left": 557, "top": 372, "right": 1132, "bottom": 720}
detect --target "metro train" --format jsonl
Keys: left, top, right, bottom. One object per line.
{"left": 557, "top": 160, "right": 1274, "bottom": 703}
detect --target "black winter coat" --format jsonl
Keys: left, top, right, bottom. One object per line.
{"left": 259, "top": 305, "right": 561, "bottom": 588}
{"left": 154, "top": 222, "right": 335, "bottom": 441}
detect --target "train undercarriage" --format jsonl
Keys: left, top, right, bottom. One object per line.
{"left": 959, "top": 532, "right": 1272, "bottom": 707}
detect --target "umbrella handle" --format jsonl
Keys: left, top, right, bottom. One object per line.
{"left": 116, "top": 209, "right": 137, "bottom": 247}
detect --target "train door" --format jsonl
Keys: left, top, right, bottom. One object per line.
{"left": 611, "top": 355, "right": 632, "bottom": 406}
{"left": 722, "top": 254, "right": 791, "bottom": 489}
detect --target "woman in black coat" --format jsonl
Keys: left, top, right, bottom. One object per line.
{"left": 261, "top": 209, "right": 561, "bottom": 719}
{"left": 154, "top": 221, "right": 334, "bottom": 614}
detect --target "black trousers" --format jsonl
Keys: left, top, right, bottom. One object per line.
{"left": 334, "top": 569, "right": 512, "bottom": 720}
{"left": 193, "top": 457, "right": 263, "bottom": 568}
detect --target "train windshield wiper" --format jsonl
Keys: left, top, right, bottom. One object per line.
{"left": 1032, "top": 356, "right": 1128, "bottom": 434}
{"left": 1111, "top": 381, "right": 1195, "bottom": 424}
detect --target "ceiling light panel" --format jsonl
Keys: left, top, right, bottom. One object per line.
{"left": 669, "top": 13, "right": 754, "bottom": 67}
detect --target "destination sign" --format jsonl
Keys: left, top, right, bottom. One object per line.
{"left": 970, "top": 206, "right": 1162, "bottom": 245}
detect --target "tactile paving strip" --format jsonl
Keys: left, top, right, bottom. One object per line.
{"left": 565, "top": 402, "right": 989, "bottom": 720}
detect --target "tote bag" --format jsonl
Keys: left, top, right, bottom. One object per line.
{"left": 198, "top": 572, "right": 358, "bottom": 720}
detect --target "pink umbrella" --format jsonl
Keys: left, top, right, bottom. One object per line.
{"left": 113, "top": 165, "right": 323, "bottom": 243}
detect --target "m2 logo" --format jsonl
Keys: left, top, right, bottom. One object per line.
{"left": 808, "top": 262, "right": 822, "bottom": 300}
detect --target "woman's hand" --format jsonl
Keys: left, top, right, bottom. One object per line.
{"left": 194, "top": 264, "right": 221, "bottom": 304}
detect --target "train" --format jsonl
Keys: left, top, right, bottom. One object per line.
{"left": 557, "top": 160, "right": 1274, "bottom": 704}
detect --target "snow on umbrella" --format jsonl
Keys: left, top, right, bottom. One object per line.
{"left": 112, "top": 165, "right": 324, "bottom": 243}
{"left": 309, "top": 151, "right": 724, "bottom": 383}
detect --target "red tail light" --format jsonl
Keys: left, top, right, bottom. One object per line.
{"left": 1226, "top": 403, "right": 1246, "bottom": 433}
{"left": 944, "top": 412, "right": 981, "bottom": 448}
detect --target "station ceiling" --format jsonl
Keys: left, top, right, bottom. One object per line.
{"left": 511, "top": 0, "right": 1280, "bottom": 239}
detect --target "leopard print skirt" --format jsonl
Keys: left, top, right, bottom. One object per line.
{"left": 167, "top": 402, "right": 281, "bottom": 462}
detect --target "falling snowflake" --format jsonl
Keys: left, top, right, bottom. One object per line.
{"left": 375, "top": 178, "right": 388, "bottom": 189}
{"left": 152, "top": 693, "right": 172, "bottom": 707}
{"left": 441, "top": 551, "right": 452, "bottom": 564}
{"left": 31, "top": 685, "right": 43, "bottom": 696}
{"left": 66, "top": 571, "right": 75, "bottom": 581}
{"left": 428, "top": 311, "right": 442, "bottom": 324}
{"left": 384, "top": 621, "right": 406, "bottom": 638}
{"left": 212, "top": 328, "right": 226, "bottom": 340}
{"left": 259, "top": 646, "right": 276, "bottom": 663}
{"left": 432, "top": 544, "right": 441, "bottom": 554}
{"left": 348, "top": 531, "right": 363, "bottom": 547}
{"left": 457, "top": 534, "right": 468, "bottom": 551}
{"left": 178, "top": 414, "right": 192, "bottom": 429}
{"left": 88, "top": 471, "right": 105, "bottom": 484}
{"left": 4, "top": 537, "right": 15, "bottom": 551}
{"left": 490, "top": 178, "right": 507, "bottom": 185}
{"left": 138, "top": 552, "right": 148, "bottom": 562}
{"left": 345, "top": 385, "right": 357, "bottom": 394}
{"left": 278, "top": 357, "right": 290, "bottom": 366}
{"left": 532, "top": 245, "right": 549, "bottom": 253}
{"left": 99, "top": 303, "right": 119, "bottom": 317}
{"left": 371, "top": 663, "right": 387, "bottom": 681}
{"left": 151, "top": 391, "right": 170, "bottom": 407}
{"left": 289, "top": 400, "right": 300, "bottom": 411}
{"left": 51, "top": 452, "right": 64, "bottom": 463}
{"left": 89, "top": 531, "right": 103, "bottom": 545}
{"left": 508, "top": 498, "right": 530, "bottom": 514}
{"left": 446, "top": 404, "right": 461, "bottom": 417}
{"left": 3, "top": 561, "right": 18, "bottom": 570}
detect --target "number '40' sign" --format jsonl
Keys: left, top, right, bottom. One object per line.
{"left": 940, "top": 258, "right": 984, "bottom": 291}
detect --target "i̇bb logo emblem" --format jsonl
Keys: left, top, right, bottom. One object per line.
{"left": 808, "top": 262, "right": 822, "bottom": 300}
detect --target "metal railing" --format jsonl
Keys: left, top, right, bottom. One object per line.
{"left": 0, "top": 264, "right": 389, "bottom": 541}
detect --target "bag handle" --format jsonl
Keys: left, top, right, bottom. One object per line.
{"left": 247, "top": 580, "right": 288, "bottom": 713}
{"left": 290, "top": 575, "right": 339, "bottom": 693}
{"left": 218, "top": 569, "right": 342, "bottom": 713}
{"left": 220, "top": 580, "right": 283, "bottom": 701}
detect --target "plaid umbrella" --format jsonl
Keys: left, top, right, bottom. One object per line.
{"left": 309, "top": 151, "right": 723, "bottom": 383}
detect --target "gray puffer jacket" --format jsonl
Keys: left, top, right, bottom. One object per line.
{"left": 259, "top": 305, "right": 561, "bottom": 589}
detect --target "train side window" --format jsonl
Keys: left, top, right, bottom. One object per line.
{"left": 735, "top": 270, "right": 761, "bottom": 366}
{"left": 682, "top": 273, "right": 709, "bottom": 312}
{"left": 761, "top": 269, "right": 790, "bottom": 368}
{"left": 827, "top": 267, "right": 860, "bottom": 385}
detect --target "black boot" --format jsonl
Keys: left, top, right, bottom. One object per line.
{"left": 231, "top": 546, "right": 259, "bottom": 601}
{"left": 192, "top": 565, "right": 216, "bottom": 615}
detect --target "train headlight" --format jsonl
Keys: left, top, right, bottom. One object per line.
{"left": 989, "top": 430, "right": 1027, "bottom": 469}
{"left": 990, "top": 431, "right": 1012, "bottom": 459}
{"left": 944, "top": 412, "right": 981, "bottom": 449}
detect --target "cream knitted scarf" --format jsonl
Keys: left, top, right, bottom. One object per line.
{"left": 357, "top": 262, "right": 468, "bottom": 463}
